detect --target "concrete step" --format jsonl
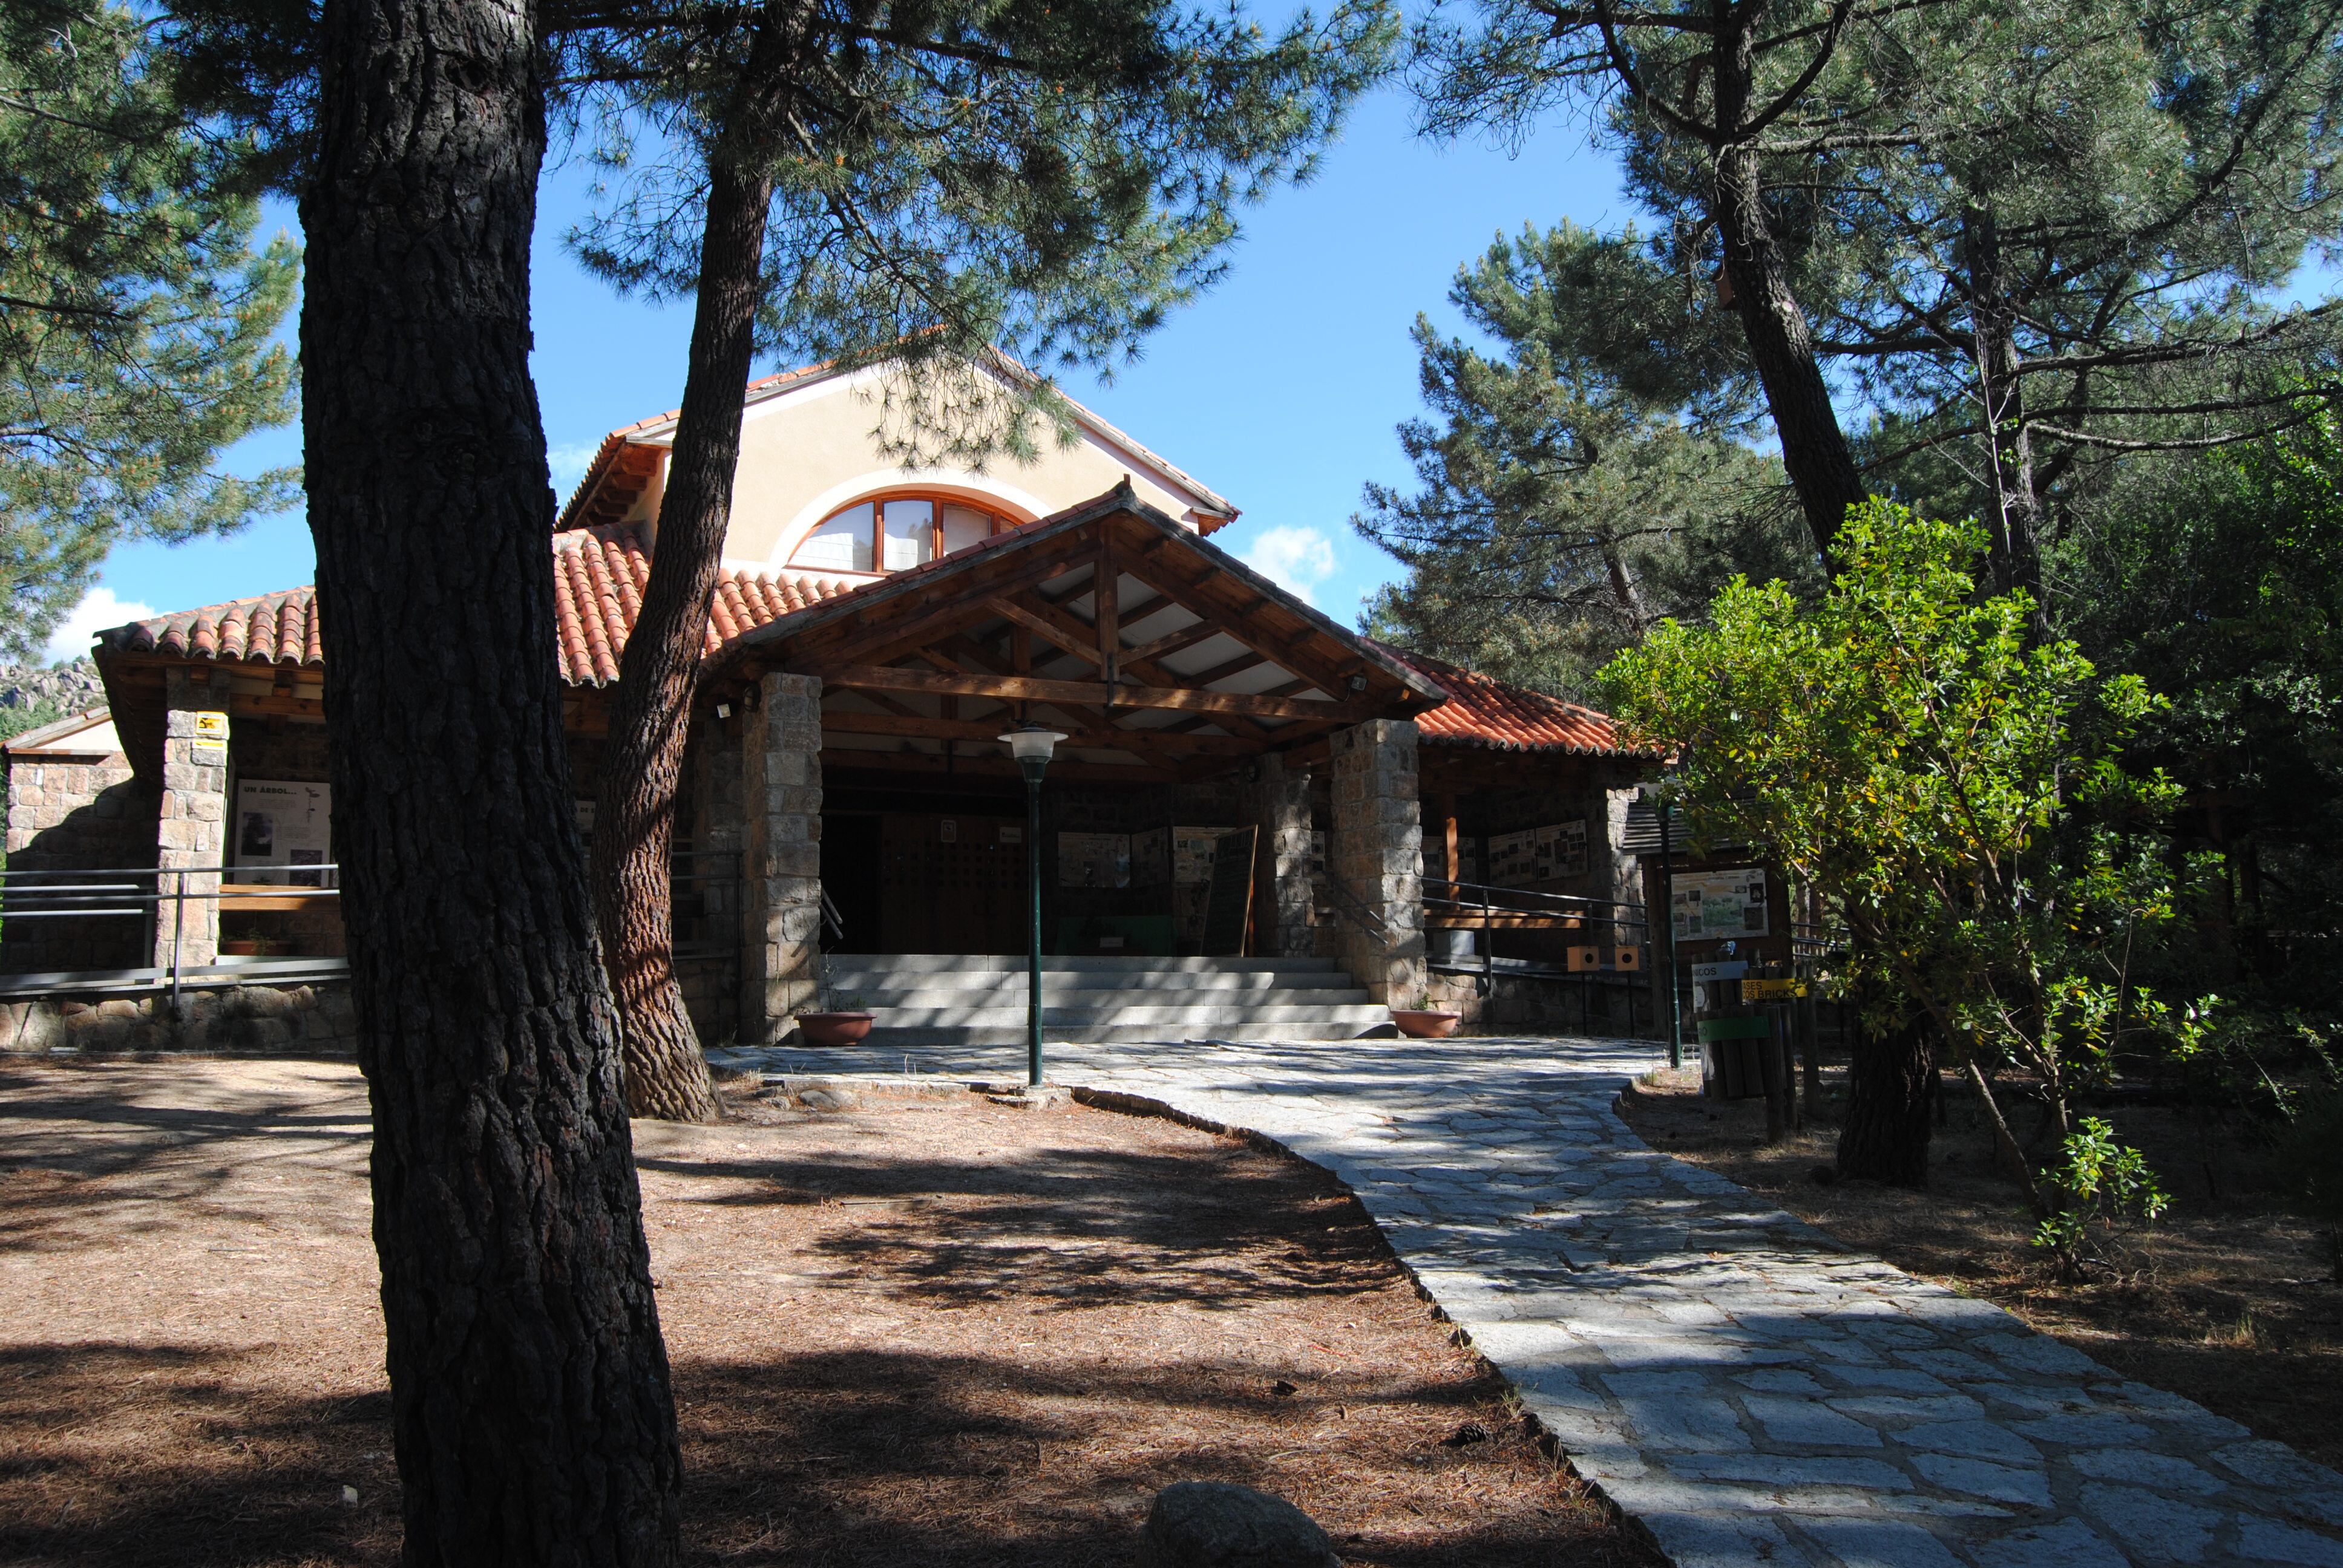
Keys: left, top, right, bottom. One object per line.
{"left": 823, "top": 952, "right": 1348, "bottom": 976}
{"left": 849, "top": 984, "right": 1374, "bottom": 1009}
{"left": 826, "top": 969, "right": 1368, "bottom": 996}
{"left": 857, "top": 1002, "right": 1386, "bottom": 1029}
{"left": 817, "top": 952, "right": 1386, "bottom": 1044}
{"left": 857, "top": 1019, "right": 1385, "bottom": 1045}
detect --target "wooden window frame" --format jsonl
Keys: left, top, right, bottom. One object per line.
{"left": 793, "top": 491, "right": 1024, "bottom": 575}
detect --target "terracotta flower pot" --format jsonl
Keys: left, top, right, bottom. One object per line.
{"left": 796, "top": 1010, "right": 875, "bottom": 1046}
{"left": 1391, "top": 1008, "right": 1461, "bottom": 1039}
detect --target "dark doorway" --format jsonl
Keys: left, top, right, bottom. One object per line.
{"left": 821, "top": 813, "right": 883, "bottom": 951}
{"left": 879, "top": 811, "right": 1026, "bottom": 954}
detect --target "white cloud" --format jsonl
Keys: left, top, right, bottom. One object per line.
{"left": 46, "top": 587, "right": 158, "bottom": 665}
{"left": 548, "top": 442, "right": 601, "bottom": 494}
{"left": 1240, "top": 525, "right": 1339, "bottom": 606}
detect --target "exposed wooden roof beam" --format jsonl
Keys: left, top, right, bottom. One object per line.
{"left": 807, "top": 664, "right": 1369, "bottom": 724}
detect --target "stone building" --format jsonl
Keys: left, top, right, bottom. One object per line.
{"left": 4, "top": 358, "right": 1657, "bottom": 1042}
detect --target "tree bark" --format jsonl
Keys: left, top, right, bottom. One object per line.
{"left": 1961, "top": 201, "right": 2046, "bottom": 612}
{"left": 588, "top": 154, "right": 778, "bottom": 1122}
{"left": 1836, "top": 1004, "right": 1936, "bottom": 1186}
{"left": 300, "top": 0, "right": 684, "bottom": 1553}
{"left": 589, "top": 10, "right": 800, "bottom": 1121}
{"left": 1709, "top": 19, "right": 1866, "bottom": 561}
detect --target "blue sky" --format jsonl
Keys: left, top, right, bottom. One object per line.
{"left": 51, "top": 82, "right": 1633, "bottom": 662}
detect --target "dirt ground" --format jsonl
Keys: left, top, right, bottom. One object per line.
{"left": 0, "top": 1056, "right": 1660, "bottom": 1568}
{"left": 1617, "top": 1064, "right": 2343, "bottom": 1473}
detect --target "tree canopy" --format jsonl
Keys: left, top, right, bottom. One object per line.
{"left": 1356, "top": 221, "right": 1810, "bottom": 694}
{"left": 1, "top": 0, "right": 297, "bottom": 662}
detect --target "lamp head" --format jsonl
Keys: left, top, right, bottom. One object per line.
{"left": 998, "top": 722, "right": 1067, "bottom": 784}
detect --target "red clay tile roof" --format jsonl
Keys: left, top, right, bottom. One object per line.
{"left": 1374, "top": 643, "right": 1649, "bottom": 757}
{"left": 98, "top": 526, "right": 1636, "bottom": 754}
{"left": 100, "top": 526, "right": 867, "bottom": 687}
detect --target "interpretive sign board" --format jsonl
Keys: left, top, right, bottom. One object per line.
{"left": 234, "top": 779, "right": 333, "bottom": 886}
{"left": 1671, "top": 867, "right": 1769, "bottom": 939}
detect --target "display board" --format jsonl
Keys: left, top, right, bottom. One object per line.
{"left": 1129, "top": 826, "right": 1172, "bottom": 887}
{"left": 1200, "top": 826, "right": 1258, "bottom": 956}
{"left": 1487, "top": 819, "right": 1588, "bottom": 887}
{"left": 234, "top": 779, "right": 333, "bottom": 886}
{"left": 1173, "top": 827, "right": 1227, "bottom": 885}
{"left": 1670, "top": 867, "right": 1770, "bottom": 939}
{"left": 1057, "top": 831, "right": 1130, "bottom": 888}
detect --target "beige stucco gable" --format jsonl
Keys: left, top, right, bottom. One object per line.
{"left": 593, "top": 360, "right": 1234, "bottom": 573}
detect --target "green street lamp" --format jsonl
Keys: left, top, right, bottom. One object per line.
{"left": 1000, "top": 722, "right": 1067, "bottom": 1086}
{"left": 1640, "top": 779, "right": 1683, "bottom": 1071}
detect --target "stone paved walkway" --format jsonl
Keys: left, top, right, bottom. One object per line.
{"left": 711, "top": 1033, "right": 2343, "bottom": 1567}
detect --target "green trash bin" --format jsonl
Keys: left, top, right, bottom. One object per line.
{"left": 1697, "top": 1012, "right": 1771, "bottom": 1099}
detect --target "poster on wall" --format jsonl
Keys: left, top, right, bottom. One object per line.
{"left": 1487, "top": 820, "right": 1590, "bottom": 886}
{"left": 1538, "top": 820, "right": 1589, "bottom": 881}
{"left": 1173, "top": 828, "right": 1227, "bottom": 885}
{"left": 1058, "top": 832, "right": 1130, "bottom": 888}
{"left": 1129, "top": 826, "right": 1172, "bottom": 887}
{"left": 235, "top": 779, "right": 333, "bottom": 886}
{"left": 1671, "top": 868, "right": 1769, "bottom": 939}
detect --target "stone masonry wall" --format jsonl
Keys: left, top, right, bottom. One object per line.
{"left": 2, "top": 981, "right": 359, "bottom": 1054}
{"left": 1248, "top": 754, "right": 1314, "bottom": 958}
{"left": 2, "top": 754, "right": 157, "bottom": 973}
{"left": 741, "top": 672, "right": 824, "bottom": 1041}
{"left": 154, "top": 668, "right": 231, "bottom": 969}
{"left": 1328, "top": 719, "right": 1427, "bottom": 1006}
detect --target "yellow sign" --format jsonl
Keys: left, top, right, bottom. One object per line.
{"left": 1743, "top": 978, "right": 1809, "bottom": 1002}
{"left": 194, "top": 711, "right": 230, "bottom": 737}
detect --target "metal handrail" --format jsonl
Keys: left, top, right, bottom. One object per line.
{"left": 1422, "top": 877, "right": 1648, "bottom": 940}
{"left": 3, "top": 853, "right": 748, "bottom": 1000}
{"left": 1309, "top": 869, "right": 1389, "bottom": 943}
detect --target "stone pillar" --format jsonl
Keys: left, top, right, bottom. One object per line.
{"left": 1603, "top": 784, "right": 1643, "bottom": 956}
{"left": 1248, "top": 754, "right": 1314, "bottom": 958}
{"left": 740, "top": 671, "right": 823, "bottom": 1042}
{"left": 154, "top": 666, "right": 232, "bottom": 970}
{"left": 1327, "top": 719, "right": 1426, "bottom": 1005}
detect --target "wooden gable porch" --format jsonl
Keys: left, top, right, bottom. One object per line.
{"left": 695, "top": 488, "right": 1450, "bottom": 1039}
{"left": 706, "top": 484, "right": 1445, "bottom": 782}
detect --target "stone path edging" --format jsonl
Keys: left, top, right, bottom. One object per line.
{"left": 715, "top": 1034, "right": 2343, "bottom": 1568}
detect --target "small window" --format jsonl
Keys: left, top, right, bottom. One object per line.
{"left": 793, "top": 502, "right": 873, "bottom": 572}
{"left": 940, "top": 503, "right": 992, "bottom": 556}
{"left": 788, "top": 492, "right": 1020, "bottom": 575}
{"left": 882, "top": 498, "right": 934, "bottom": 570}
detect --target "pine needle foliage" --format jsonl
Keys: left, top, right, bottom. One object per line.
{"left": 1, "top": 0, "right": 298, "bottom": 661}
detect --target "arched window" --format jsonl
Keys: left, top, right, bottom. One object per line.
{"left": 787, "top": 492, "right": 1021, "bottom": 574}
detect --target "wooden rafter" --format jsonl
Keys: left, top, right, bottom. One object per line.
{"left": 807, "top": 663, "right": 1369, "bottom": 724}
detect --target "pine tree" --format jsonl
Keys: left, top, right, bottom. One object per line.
{"left": 1356, "top": 221, "right": 1810, "bottom": 696}
{"left": 1, "top": 0, "right": 297, "bottom": 662}
{"left": 557, "top": 0, "right": 1398, "bottom": 1117}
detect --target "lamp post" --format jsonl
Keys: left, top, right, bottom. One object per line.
{"left": 1642, "top": 779, "right": 1683, "bottom": 1070}
{"left": 1000, "top": 722, "right": 1067, "bottom": 1086}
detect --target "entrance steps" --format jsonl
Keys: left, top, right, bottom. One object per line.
{"left": 819, "top": 953, "right": 1389, "bottom": 1045}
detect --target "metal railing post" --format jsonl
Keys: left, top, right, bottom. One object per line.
{"left": 168, "top": 868, "right": 185, "bottom": 1019}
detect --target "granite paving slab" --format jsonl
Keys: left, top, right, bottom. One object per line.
{"left": 712, "top": 1033, "right": 2343, "bottom": 1567}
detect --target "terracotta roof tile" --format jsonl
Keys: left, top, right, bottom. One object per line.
{"left": 98, "top": 525, "right": 867, "bottom": 687}
{"left": 96, "top": 530, "right": 1630, "bottom": 756}
{"left": 1372, "top": 642, "right": 1650, "bottom": 757}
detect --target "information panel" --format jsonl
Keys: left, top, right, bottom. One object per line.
{"left": 234, "top": 779, "right": 333, "bottom": 886}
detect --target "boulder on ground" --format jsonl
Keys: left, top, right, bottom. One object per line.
{"left": 1141, "top": 1481, "right": 1339, "bottom": 1568}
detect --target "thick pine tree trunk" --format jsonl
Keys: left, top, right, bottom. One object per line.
{"left": 1961, "top": 201, "right": 2047, "bottom": 614}
{"left": 1709, "top": 22, "right": 1867, "bottom": 560}
{"left": 589, "top": 155, "right": 778, "bottom": 1122}
{"left": 1837, "top": 1003, "right": 1937, "bottom": 1187}
{"left": 300, "top": 0, "right": 684, "bottom": 1554}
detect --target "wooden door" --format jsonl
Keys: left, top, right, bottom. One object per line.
{"left": 879, "top": 812, "right": 1025, "bottom": 953}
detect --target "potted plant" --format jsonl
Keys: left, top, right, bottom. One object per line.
{"left": 795, "top": 990, "right": 874, "bottom": 1047}
{"left": 1390, "top": 988, "right": 1461, "bottom": 1039}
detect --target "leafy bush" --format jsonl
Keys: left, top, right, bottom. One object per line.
{"left": 2033, "top": 1116, "right": 2169, "bottom": 1279}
